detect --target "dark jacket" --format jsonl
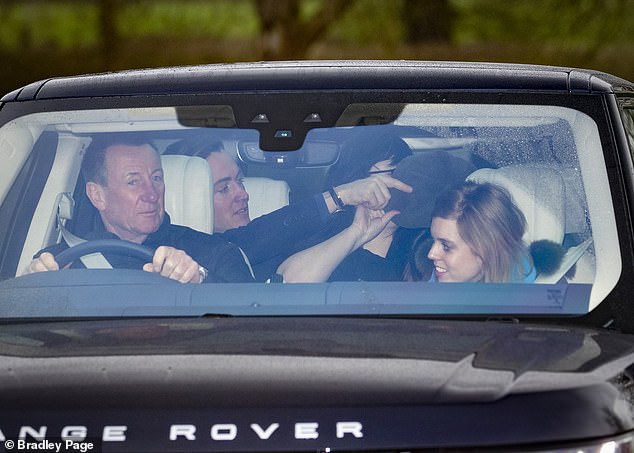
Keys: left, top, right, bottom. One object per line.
{"left": 219, "top": 195, "right": 351, "bottom": 281}
{"left": 38, "top": 214, "right": 254, "bottom": 283}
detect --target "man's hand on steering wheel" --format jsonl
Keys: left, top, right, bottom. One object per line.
{"left": 24, "top": 252, "right": 60, "bottom": 274}
{"left": 24, "top": 242, "right": 205, "bottom": 284}
{"left": 143, "top": 245, "right": 204, "bottom": 284}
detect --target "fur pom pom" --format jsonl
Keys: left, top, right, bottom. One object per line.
{"left": 529, "top": 240, "right": 565, "bottom": 276}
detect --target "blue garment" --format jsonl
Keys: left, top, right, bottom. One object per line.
{"left": 428, "top": 254, "right": 536, "bottom": 283}
{"left": 515, "top": 254, "right": 537, "bottom": 283}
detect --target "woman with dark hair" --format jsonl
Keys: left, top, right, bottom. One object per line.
{"left": 306, "top": 130, "right": 419, "bottom": 281}
{"left": 277, "top": 130, "right": 419, "bottom": 283}
{"left": 326, "top": 129, "right": 414, "bottom": 188}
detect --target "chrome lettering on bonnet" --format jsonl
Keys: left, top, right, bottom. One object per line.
{"left": 168, "top": 422, "right": 364, "bottom": 441}
{"left": 0, "top": 422, "right": 364, "bottom": 442}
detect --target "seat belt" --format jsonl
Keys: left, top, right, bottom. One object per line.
{"left": 238, "top": 247, "right": 256, "bottom": 280}
{"left": 56, "top": 192, "right": 113, "bottom": 269}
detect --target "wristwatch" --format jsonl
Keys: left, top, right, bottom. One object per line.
{"left": 328, "top": 187, "right": 346, "bottom": 212}
{"left": 198, "top": 265, "right": 208, "bottom": 283}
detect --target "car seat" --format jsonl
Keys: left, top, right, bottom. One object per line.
{"left": 243, "top": 177, "right": 290, "bottom": 219}
{"left": 161, "top": 155, "right": 214, "bottom": 234}
{"left": 467, "top": 166, "right": 566, "bottom": 245}
{"left": 467, "top": 165, "right": 592, "bottom": 283}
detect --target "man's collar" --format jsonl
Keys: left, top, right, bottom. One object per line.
{"left": 87, "top": 213, "right": 171, "bottom": 244}
{"left": 85, "top": 216, "right": 116, "bottom": 241}
{"left": 143, "top": 213, "right": 172, "bottom": 245}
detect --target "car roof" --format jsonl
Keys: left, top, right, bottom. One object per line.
{"left": 4, "top": 60, "right": 634, "bottom": 102}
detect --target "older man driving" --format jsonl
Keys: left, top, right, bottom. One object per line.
{"left": 24, "top": 134, "right": 254, "bottom": 283}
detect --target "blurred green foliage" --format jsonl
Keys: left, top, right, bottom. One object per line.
{"left": 452, "top": 0, "right": 631, "bottom": 46}
{"left": 326, "top": 0, "right": 404, "bottom": 47}
{"left": 0, "top": 2, "right": 99, "bottom": 49}
{"left": 0, "top": 0, "right": 631, "bottom": 50}
{"left": 0, "top": 0, "right": 260, "bottom": 49}
{"left": 1, "top": 0, "right": 634, "bottom": 95}
{"left": 118, "top": 1, "right": 259, "bottom": 39}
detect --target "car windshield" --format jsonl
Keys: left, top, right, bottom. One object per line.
{"left": 0, "top": 98, "right": 617, "bottom": 318}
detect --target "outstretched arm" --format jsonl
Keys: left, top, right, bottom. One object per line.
{"left": 322, "top": 173, "right": 412, "bottom": 213}
{"left": 277, "top": 206, "right": 398, "bottom": 283}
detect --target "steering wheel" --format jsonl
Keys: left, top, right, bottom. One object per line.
{"left": 54, "top": 239, "right": 155, "bottom": 269}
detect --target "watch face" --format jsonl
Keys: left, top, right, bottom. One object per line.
{"left": 198, "top": 265, "right": 208, "bottom": 282}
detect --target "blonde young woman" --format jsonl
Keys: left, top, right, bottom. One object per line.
{"left": 416, "top": 181, "right": 536, "bottom": 283}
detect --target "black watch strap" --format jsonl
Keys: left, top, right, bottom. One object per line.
{"left": 328, "top": 187, "right": 346, "bottom": 211}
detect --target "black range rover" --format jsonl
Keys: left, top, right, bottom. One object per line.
{"left": 1, "top": 60, "right": 634, "bottom": 452}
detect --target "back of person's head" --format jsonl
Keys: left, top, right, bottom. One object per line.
{"left": 81, "top": 133, "right": 155, "bottom": 186}
{"left": 432, "top": 181, "right": 527, "bottom": 282}
{"left": 163, "top": 134, "right": 224, "bottom": 159}
{"left": 326, "top": 128, "right": 412, "bottom": 187}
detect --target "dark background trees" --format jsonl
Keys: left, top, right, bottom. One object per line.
{"left": 1, "top": 0, "right": 633, "bottom": 96}
{"left": 402, "top": 0, "right": 456, "bottom": 43}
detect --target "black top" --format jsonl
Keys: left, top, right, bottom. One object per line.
{"left": 38, "top": 214, "right": 254, "bottom": 283}
{"left": 329, "top": 227, "right": 421, "bottom": 282}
